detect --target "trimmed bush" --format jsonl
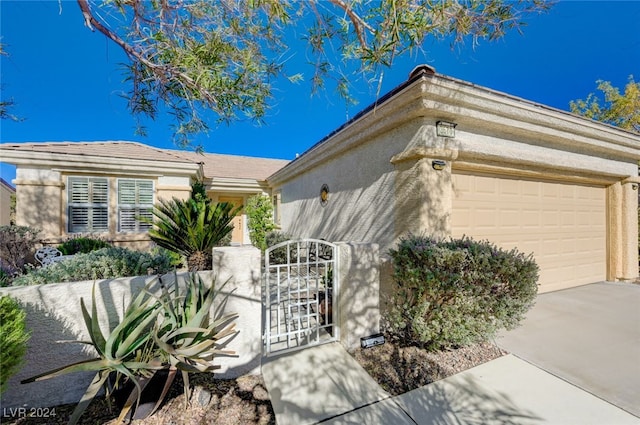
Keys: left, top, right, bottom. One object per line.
{"left": 0, "top": 295, "right": 30, "bottom": 394}
{"left": 385, "top": 234, "right": 539, "bottom": 351}
{"left": 57, "top": 236, "right": 112, "bottom": 255}
{"left": 11, "top": 247, "right": 173, "bottom": 286}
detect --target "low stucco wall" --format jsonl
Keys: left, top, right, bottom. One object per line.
{"left": 0, "top": 243, "right": 381, "bottom": 410}
{"left": 336, "top": 242, "right": 381, "bottom": 350}
{"left": 0, "top": 246, "right": 263, "bottom": 410}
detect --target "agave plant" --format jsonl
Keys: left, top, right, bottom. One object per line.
{"left": 146, "top": 198, "right": 240, "bottom": 271}
{"left": 153, "top": 273, "right": 237, "bottom": 406}
{"left": 22, "top": 283, "right": 163, "bottom": 424}
{"left": 22, "top": 272, "right": 237, "bottom": 424}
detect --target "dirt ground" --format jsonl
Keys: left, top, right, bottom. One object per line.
{"left": 5, "top": 341, "right": 504, "bottom": 424}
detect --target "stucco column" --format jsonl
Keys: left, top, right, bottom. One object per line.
{"left": 608, "top": 180, "right": 639, "bottom": 281}
{"left": 336, "top": 242, "right": 380, "bottom": 350}
{"left": 390, "top": 124, "right": 458, "bottom": 243}
{"left": 14, "top": 169, "right": 64, "bottom": 238}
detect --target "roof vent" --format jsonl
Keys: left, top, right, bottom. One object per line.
{"left": 409, "top": 64, "right": 436, "bottom": 79}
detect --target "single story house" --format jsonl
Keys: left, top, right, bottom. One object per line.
{"left": 0, "top": 141, "right": 289, "bottom": 248}
{"left": 268, "top": 65, "right": 640, "bottom": 293}
{"left": 2, "top": 66, "right": 638, "bottom": 293}
{"left": 0, "top": 178, "right": 15, "bottom": 225}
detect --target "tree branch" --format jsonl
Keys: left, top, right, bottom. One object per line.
{"left": 76, "top": 0, "right": 219, "bottom": 108}
{"left": 327, "top": 0, "right": 373, "bottom": 48}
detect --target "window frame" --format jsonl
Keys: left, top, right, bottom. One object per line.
{"left": 67, "top": 176, "right": 109, "bottom": 233}
{"left": 117, "top": 178, "right": 155, "bottom": 233}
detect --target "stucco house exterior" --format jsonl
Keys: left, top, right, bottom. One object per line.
{"left": 268, "top": 65, "right": 640, "bottom": 293}
{"left": 0, "top": 178, "right": 15, "bottom": 225}
{"left": 0, "top": 141, "right": 289, "bottom": 248}
{"left": 1, "top": 66, "right": 638, "bottom": 294}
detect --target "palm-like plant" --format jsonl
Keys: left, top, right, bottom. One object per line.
{"left": 147, "top": 198, "right": 240, "bottom": 271}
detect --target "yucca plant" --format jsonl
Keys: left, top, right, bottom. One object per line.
{"left": 146, "top": 198, "right": 240, "bottom": 271}
{"left": 21, "top": 273, "right": 237, "bottom": 424}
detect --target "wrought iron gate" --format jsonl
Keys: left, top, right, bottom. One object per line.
{"left": 263, "top": 239, "right": 339, "bottom": 356}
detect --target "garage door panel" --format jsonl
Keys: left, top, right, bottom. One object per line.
{"left": 452, "top": 174, "right": 606, "bottom": 292}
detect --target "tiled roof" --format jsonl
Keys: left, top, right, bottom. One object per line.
{"left": 0, "top": 141, "right": 190, "bottom": 163}
{"left": 0, "top": 141, "right": 289, "bottom": 181}
{"left": 175, "top": 150, "right": 289, "bottom": 180}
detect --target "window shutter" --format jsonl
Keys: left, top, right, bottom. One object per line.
{"left": 68, "top": 177, "right": 109, "bottom": 233}
{"left": 118, "top": 179, "right": 154, "bottom": 232}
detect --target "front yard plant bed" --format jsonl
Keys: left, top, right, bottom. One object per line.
{"left": 351, "top": 340, "right": 506, "bottom": 396}
{"left": 4, "top": 374, "right": 275, "bottom": 425}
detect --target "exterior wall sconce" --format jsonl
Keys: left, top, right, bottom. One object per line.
{"left": 436, "top": 121, "right": 457, "bottom": 138}
{"left": 632, "top": 183, "right": 639, "bottom": 191}
{"left": 432, "top": 160, "right": 446, "bottom": 171}
{"left": 320, "top": 184, "right": 329, "bottom": 206}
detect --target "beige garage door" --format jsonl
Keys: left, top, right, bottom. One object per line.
{"left": 452, "top": 173, "right": 606, "bottom": 293}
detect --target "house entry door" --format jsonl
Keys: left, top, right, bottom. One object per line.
{"left": 218, "top": 196, "right": 244, "bottom": 245}
{"left": 263, "top": 239, "right": 339, "bottom": 356}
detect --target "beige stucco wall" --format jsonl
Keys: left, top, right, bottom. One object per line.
{"left": 270, "top": 73, "right": 640, "bottom": 286}
{"left": 276, "top": 119, "right": 425, "bottom": 251}
{"left": 12, "top": 168, "right": 194, "bottom": 248}
{"left": 0, "top": 252, "right": 263, "bottom": 409}
{"left": 14, "top": 168, "right": 63, "bottom": 236}
{"left": 1, "top": 180, "right": 15, "bottom": 225}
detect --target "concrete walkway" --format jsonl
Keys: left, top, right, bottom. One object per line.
{"left": 497, "top": 281, "right": 640, "bottom": 418}
{"left": 262, "top": 282, "right": 640, "bottom": 424}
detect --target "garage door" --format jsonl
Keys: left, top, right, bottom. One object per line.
{"left": 452, "top": 173, "right": 606, "bottom": 293}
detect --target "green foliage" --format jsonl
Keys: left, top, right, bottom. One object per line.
{"left": 570, "top": 76, "right": 640, "bottom": 134}
{"left": 265, "top": 231, "right": 295, "bottom": 264}
{"left": 0, "top": 295, "right": 30, "bottom": 394}
{"left": 146, "top": 198, "right": 240, "bottom": 271}
{"left": 11, "top": 247, "right": 173, "bottom": 286}
{"left": 245, "top": 195, "right": 276, "bottom": 251}
{"left": 75, "top": 0, "right": 550, "bottom": 145}
{"left": 57, "top": 236, "right": 112, "bottom": 255}
{"left": 153, "top": 273, "right": 237, "bottom": 404}
{"left": 385, "top": 234, "right": 539, "bottom": 351}
{"left": 22, "top": 273, "right": 236, "bottom": 424}
{"left": 190, "top": 180, "right": 209, "bottom": 204}
{"left": 0, "top": 225, "right": 41, "bottom": 276}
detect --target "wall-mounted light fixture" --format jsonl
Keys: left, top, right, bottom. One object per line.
{"left": 432, "top": 160, "right": 446, "bottom": 171}
{"left": 320, "top": 184, "right": 329, "bottom": 206}
{"left": 436, "top": 121, "right": 457, "bottom": 138}
{"left": 632, "top": 183, "right": 639, "bottom": 191}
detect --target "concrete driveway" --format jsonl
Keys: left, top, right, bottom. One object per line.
{"left": 497, "top": 282, "right": 640, "bottom": 418}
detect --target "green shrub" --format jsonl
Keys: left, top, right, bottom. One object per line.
{"left": 11, "top": 247, "right": 173, "bottom": 286}
{"left": 246, "top": 195, "right": 276, "bottom": 251}
{"left": 0, "top": 225, "right": 41, "bottom": 275}
{"left": 385, "top": 234, "right": 539, "bottom": 351}
{"left": 265, "top": 231, "right": 295, "bottom": 264}
{"left": 0, "top": 296, "right": 30, "bottom": 394}
{"left": 57, "top": 236, "right": 112, "bottom": 255}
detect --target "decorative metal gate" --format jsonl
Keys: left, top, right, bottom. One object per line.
{"left": 263, "top": 239, "right": 339, "bottom": 356}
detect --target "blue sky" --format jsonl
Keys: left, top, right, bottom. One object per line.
{"left": 1, "top": 1, "right": 639, "bottom": 185}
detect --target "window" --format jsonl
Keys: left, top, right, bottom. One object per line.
{"left": 68, "top": 177, "right": 109, "bottom": 233}
{"left": 118, "top": 179, "right": 154, "bottom": 232}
